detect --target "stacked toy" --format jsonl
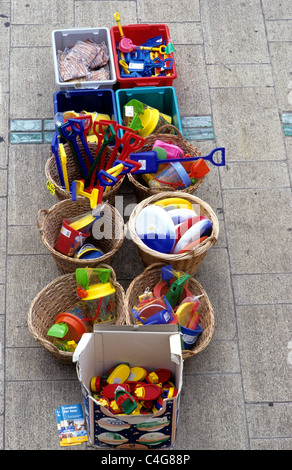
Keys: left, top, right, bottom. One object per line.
{"left": 90, "top": 363, "right": 177, "bottom": 415}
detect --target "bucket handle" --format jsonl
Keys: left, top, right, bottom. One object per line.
{"left": 155, "top": 124, "right": 183, "bottom": 140}
{"left": 37, "top": 208, "right": 48, "bottom": 231}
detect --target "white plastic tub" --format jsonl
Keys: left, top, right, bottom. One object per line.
{"left": 52, "top": 28, "right": 117, "bottom": 89}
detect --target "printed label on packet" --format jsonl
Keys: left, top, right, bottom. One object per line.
{"left": 60, "top": 226, "right": 71, "bottom": 238}
{"left": 124, "top": 106, "right": 134, "bottom": 117}
{"left": 46, "top": 180, "right": 55, "bottom": 195}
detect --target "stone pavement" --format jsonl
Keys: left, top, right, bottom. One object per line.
{"left": 1, "top": 0, "right": 291, "bottom": 451}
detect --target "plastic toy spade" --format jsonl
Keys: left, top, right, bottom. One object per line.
{"left": 165, "top": 274, "right": 190, "bottom": 307}
{"left": 71, "top": 180, "right": 100, "bottom": 208}
{"left": 67, "top": 118, "right": 94, "bottom": 169}
{"left": 84, "top": 124, "right": 116, "bottom": 189}
{"left": 51, "top": 133, "right": 65, "bottom": 187}
{"left": 129, "top": 147, "right": 226, "bottom": 174}
{"left": 58, "top": 122, "right": 88, "bottom": 178}
{"left": 161, "top": 265, "right": 174, "bottom": 287}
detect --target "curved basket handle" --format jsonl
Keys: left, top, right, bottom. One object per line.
{"left": 37, "top": 209, "right": 48, "bottom": 230}
{"left": 154, "top": 124, "right": 184, "bottom": 140}
{"left": 143, "top": 262, "right": 167, "bottom": 274}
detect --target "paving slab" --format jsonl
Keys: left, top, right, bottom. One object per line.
{"left": 210, "top": 87, "right": 286, "bottom": 161}
{"left": 201, "top": 0, "right": 269, "bottom": 64}
{"left": 175, "top": 374, "right": 249, "bottom": 450}
{"left": 222, "top": 188, "right": 292, "bottom": 274}
{"left": 269, "top": 42, "right": 292, "bottom": 112}
{"left": 246, "top": 402, "right": 292, "bottom": 439}
{"left": 262, "top": 0, "right": 292, "bottom": 19}
{"left": 137, "top": 0, "right": 200, "bottom": 23}
{"left": 75, "top": 1, "right": 137, "bottom": 29}
{"left": 237, "top": 304, "right": 292, "bottom": 402}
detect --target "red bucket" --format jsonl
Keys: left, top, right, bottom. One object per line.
{"left": 54, "top": 219, "right": 90, "bottom": 257}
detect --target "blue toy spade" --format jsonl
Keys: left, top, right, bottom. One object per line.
{"left": 129, "top": 147, "right": 226, "bottom": 174}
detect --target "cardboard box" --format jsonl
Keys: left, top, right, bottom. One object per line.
{"left": 73, "top": 324, "right": 183, "bottom": 449}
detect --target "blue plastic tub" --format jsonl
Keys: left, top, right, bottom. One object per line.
{"left": 115, "top": 86, "right": 182, "bottom": 134}
{"left": 53, "top": 88, "right": 118, "bottom": 128}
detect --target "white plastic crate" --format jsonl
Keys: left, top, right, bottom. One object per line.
{"left": 52, "top": 28, "right": 117, "bottom": 89}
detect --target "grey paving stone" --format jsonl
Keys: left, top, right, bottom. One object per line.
{"left": 237, "top": 304, "right": 292, "bottom": 402}
{"left": 201, "top": 0, "right": 269, "bottom": 64}
{"left": 0, "top": 3, "right": 10, "bottom": 69}
{"left": 262, "top": 0, "right": 292, "bottom": 19}
{"left": 0, "top": 170, "right": 7, "bottom": 196}
{"left": 210, "top": 87, "right": 286, "bottom": 161}
{"left": 8, "top": 226, "right": 48, "bottom": 255}
{"left": 232, "top": 273, "right": 292, "bottom": 305}
{"left": 222, "top": 188, "right": 292, "bottom": 274}
{"left": 11, "top": 24, "right": 73, "bottom": 47}
{"left": 111, "top": 235, "right": 145, "bottom": 281}
{"left": 207, "top": 64, "right": 274, "bottom": 88}
{"left": 195, "top": 249, "right": 237, "bottom": 341}
{"left": 5, "top": 380, "right": 84, "bottom": 450}
{"left": 6, "top": 347, "right": 77, "bottom": 381}
{"left": 175, "top": 374, "right": 248, "bottom": 450}
{"left": 250, "top": 437, "right": 292, "bottom": 450}
{"left": 6, "top": 254, "right": 59, "bottom": 348}
{"left": 246, "top": 402, "right": 292, "bottom": 439}
{"left": 137, "top": 0, "right": 200, "bottom": 23}
{"left": 266, "top": 19, "right": 292, "bottom": 42}
{"left": 183, "top": 339, "right": 240, "bottom": 374}
{"left": 0, "top": 68, "right": 9, "bottom": 94}
{"left": 11, "top": 0, "right": 74, "bottom": 25}
{"left": 285, "top": 137, "right": 292, "bottom": 186}
{"left": 10, "top": 47, "right": 56, "bottom": 119}
{"left": 220, "top": 161, "right": 290, "bottom": 190}
{"left": 8, "top": 144, "right": 53, "bottom": 226}
{"left": 0, "top": 316, "right": 4, "bottom": 415}
{"left": 0, "top": 198, "right": 6, "bottom": 283}
{"left": 169, "top": 22, "right": 203, "bottom": 45}
{"left": 75, "top": 1, "right": 137, "bottom": 29}
{"left": 0, "top": 93, "right": 9, "bottom": 167}
{"left": 0, "top": 284, "right": 5, "bottom": 316}
{"left": 269, "top": 42, "right": 292, "bottom": 112}
{"left": 174, "top": 45, "right": 211, "bottom": 116}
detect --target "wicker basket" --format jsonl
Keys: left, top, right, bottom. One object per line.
{"left": 37, "top": 198, "right": 126, "bottom": 274}
{"left": 128, "top": 191, "right": 219, "bottom": 275}
{"left": 127, "top": 125, "right": 204, "bottom": 202}
{"left": 28, "top": 265, "right": 126, "bottom": 363}
{"left": 45, "top": 141, "right": 124, "bottom": 205}
{"left": 124, "top": 263, "right": 214, "bottom": 359}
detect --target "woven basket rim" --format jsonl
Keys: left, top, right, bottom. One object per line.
{"left": 28, "top": 266, "right": 126, "bottom": 361}
{"left": 127, "top": 127, "right": 205, "bottom": 195}
{"left": 128, "top": 191, "right": 219, "bottom": 261}
{"left": 37, "top": 198, "right": 126, "bottom": 265}
{"left": 124, "top": 262, "right": 215, "bottom": 358}
{"left": 45, "top": 153, "right": 125, "bottom": 201}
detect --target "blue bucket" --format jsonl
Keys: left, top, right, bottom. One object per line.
{"left": 180, "top": 324, "right": 203, "bottom": 350}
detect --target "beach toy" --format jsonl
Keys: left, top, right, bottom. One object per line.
{"left": 165, "top": 273, "right": 190, "bottom": 307}
{"left": 129, "top": 367, "right": 148, "bottom": 382}
{"left": 74, "top": 244, "right": 104, "bottom": 260}
{"left": 84, "top": 124, "right": 116, "bottom": 188}
{"left": 71, "top": 180, "right": 100, "bottom": 208}
{"left": 173, "top": 219, "right": 213, "bottom": 254}
{"left": 107, "top": 364, "right": 131, "bottom": 384}
{"left": 75, "top": 267, "right": 112, "bottom": 290}
{"left": 154, "top": 197, "right": 193, "bottom": 211}
{"left": 176, "top": 236, "right": 208, "bottom": 254}
{"left": 161, "top": 265, "right": 174, "bottom": 287}
{"left": 134, "top": 384, "right": 161, "bottom": 401}
{"left": 51, "top": 133, "right": 65, "bottom": 188}
{"left": 68, "top": 211, "right": 101, "bottom": 232}
{"left": 174, "top": 215, "right": 206, "bottom": 241}
{"left": 137, "top": 107, "right": 172, "bottom": 138}
{"left": 147, "top": 369, "right": 171, "bottom": 384}
{"left": 188, "top": 159, "right": 210, "bottom": 179}
{"left": 115, "top": 389, "right": 137, "bottom": 414}
{"left": 102, "top": 383, "right": 130, "bottom": 400}
{"left": 67, "top": 118, "right": 94, "bottom": 169}
{"left": 47, "top": 312, "right": 87, "bottom": 343}
{"left": 180, "top": 324, "right": 203, "bottom": 350}
{"left": 58, "top": 121, "right": 88, "bottom": 178}
{"left": 58, "top": 143, "right": 70, "bottom": 192}
{"left": 129, "top": 147, "right": 226, "bottom": 173}
{"left": 176, "top": 297, "right": 202, "bottom": 329}
{"left": 54, "top": 219, "right": 90, "bottom": 257}
{"left": 152, "top": 140, "right": 184, "bottom": 160}
{"left": 132, "top": 296, "right": 174, "bottom": 325}
{"left": 165, "top": 208, "right": 197, "bottom": 226}
{"left": 149, "top": 162, "right": 192, "bottom": 190}
{"left": 135, "top": 205, "right": 176, "bottom": 254}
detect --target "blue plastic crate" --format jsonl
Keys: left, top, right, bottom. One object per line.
{"left": 53, "top": 88, "right": 118, "bottom": 129}
{"left": 115, "top": 86, "right": 182, "bottom": 134}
